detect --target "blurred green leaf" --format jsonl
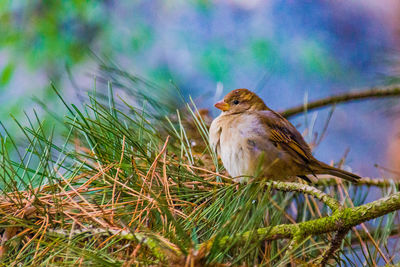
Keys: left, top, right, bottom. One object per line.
{"left": 131, "top": 24, "right": 153, "bottom": 52}
{"left": 298, "top": 40, "right": 342, "bottom": 78}
{"left": 201, "top": 46, "right": 231, "bottom": 81}
{"left": 251, "top": 39, "right": 275, "bottom": 63}
{"left": 0, "top": 62, "right": 15, "bottom": 87}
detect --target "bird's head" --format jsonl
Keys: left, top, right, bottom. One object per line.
{"left": 214, "top": 89, "right": 267, "bottom": 114}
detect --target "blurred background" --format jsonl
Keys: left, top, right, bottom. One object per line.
{"left": 0, "top": 0, "right": 400, "bottom": 178}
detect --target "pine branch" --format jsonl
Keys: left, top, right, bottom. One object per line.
{"left": 269, "top": 181, "right": 342, "bottom": 211}
{"left": 197, "top": 184, "right": 400, "bottom": 260}
{"left": 280, "top": 84, "right": 400, "bottom": 118}
{"left": 47, "top": 228, "right": 182, "bottom": 261}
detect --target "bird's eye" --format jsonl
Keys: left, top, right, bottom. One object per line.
{"left": 233, "top": 100, "right": 239, "bottom": 105}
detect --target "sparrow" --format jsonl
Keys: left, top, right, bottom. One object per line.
{"left": 209, "top": 88, "right": 361, "bottom": 183}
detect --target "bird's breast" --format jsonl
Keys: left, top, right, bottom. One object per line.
{"left": 216, "top": 114, "right": 268, "bottom": 179}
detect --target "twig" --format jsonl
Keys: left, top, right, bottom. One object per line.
{"left": 269, "top": 181, "right": 342, "bottom": 211}
{"left": 315, "top": 228, "right": 350, "bottom": 266}
{"left": 316, "top": 177, "right": 400, "bottom": 188}
{"left": 280, "top": 84, "right": 400, "bottom": 118}
{"left": 283, "top": 230, "right": 307, "bottom": 260}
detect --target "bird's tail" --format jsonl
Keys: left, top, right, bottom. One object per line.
{"left": 313, "top": 161, "right": 361, "bottom": 182}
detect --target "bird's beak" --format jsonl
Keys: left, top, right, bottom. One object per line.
{"left": 214, "top": 100, "right": 230, "bottom": 111}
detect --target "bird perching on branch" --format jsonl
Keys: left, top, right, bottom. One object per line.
{"left": 209, "top": 88, "right": 361, "bottom": 183}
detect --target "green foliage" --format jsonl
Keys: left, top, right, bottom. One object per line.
{"left": 298, "top": 40, "right": 343, "bottom": 78}
{"left": 0, "top": 1, "right": 108, "bottom": 70}
{"left": 201, "top": 45, "right": 233, "bottom": 82}
{"left": 0, "top": 70, "right": 398, "bottom": 265}
{"left": 251, "top": 39, "right": 279, "bottom": 68}
{"left": 0, "top": 62, "right": 14, "bottom": 87}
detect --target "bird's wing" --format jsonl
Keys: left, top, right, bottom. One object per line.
{"left": 258, "top": 110, "right": 313, "bottom": 165}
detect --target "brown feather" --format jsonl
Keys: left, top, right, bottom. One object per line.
{"left": 259, "top": 110, "right": 313, "bottom": 164}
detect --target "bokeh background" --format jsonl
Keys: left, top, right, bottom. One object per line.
{"left": 1, "top": 0, "right": 400, "bottom": 178}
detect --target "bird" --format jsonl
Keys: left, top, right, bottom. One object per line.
{"left": 209, "top": 88, "right": 361, "bottom": 183}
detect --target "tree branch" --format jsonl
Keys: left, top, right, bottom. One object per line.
{"left": 269, "top": 181, "right": 342, "bottom": 211}
{"left": 315, "top": 228, "right": 349, "bottom": 266}
{"left": 280, "top": 84, "right": 400, "bottom": 118}
{"left": 197, "top": 189, "right": 400, "bottom": 259}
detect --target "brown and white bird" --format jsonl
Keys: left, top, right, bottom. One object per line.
{"left": 209, "top": 88, "right": 361, "bottom": 183}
